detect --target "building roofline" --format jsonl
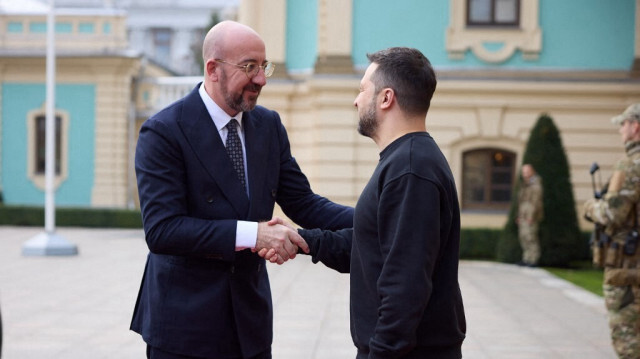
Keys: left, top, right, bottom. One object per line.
{"left": 0, "top": 0, "right": 126, "bottom": 16}
{"left": 0, "top": 48, "right": 142, "bottom": 58}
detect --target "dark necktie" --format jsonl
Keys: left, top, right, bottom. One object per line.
{"left": 225, "top": 119, "right": 246, "bottom": 190}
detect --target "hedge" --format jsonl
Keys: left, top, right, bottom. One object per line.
{"left": 460, "top": 228, "right": 591, "bottom": 262}
{"left": 460, "top": 228, "right": 501, "bottom": 260}
{"left": 0, "top": 205, "right": 595, "bottom": 263}
{"left": 0, "top": 205, "right": 142, "bottom": 228}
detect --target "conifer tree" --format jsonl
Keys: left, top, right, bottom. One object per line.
{"left": 497, "top": 114, "right": 582, "bottom": 266}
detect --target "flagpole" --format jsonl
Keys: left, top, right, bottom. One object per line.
{"left": 44, "top": 0, "right": 56, "bottom": 235}
{"left": 23, "top": 0, "right": 77, "bottom": 256}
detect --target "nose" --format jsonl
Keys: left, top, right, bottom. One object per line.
{"left": 252, "top": 68, "right": 267, "bottom": 86}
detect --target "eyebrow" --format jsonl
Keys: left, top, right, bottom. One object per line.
{"left": 238, "top": 57, "right": 268, "bottom": 65}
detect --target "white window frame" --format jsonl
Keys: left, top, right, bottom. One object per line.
{"left": 446, "top": 0, "right": 541, "bottom": 63}
{"left": 26, "top": 105, "right": 69, "bottom": 190}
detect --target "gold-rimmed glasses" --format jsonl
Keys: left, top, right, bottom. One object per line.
{"left": 215, "top": 59, "right": 275, "bottom": 78}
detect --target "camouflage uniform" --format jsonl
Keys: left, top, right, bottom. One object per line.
{"left": 517, "top": 174, "right": 544, "bottom": 266}
{"left": 583, "top": 106, "right": 640, "bottom": 358}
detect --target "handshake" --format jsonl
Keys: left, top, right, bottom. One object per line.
{"left": 253, "top": 217, "right": 308, "bottom": 265}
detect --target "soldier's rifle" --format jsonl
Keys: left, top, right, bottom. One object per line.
{"left": 588, "top": 163, "right": 610, "bottom": 258}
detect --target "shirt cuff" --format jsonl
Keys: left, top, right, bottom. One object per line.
{"left": 235, "top": 220, "right": 258, "bottom": 251}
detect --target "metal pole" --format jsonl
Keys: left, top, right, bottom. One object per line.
{"left": 44, "top": 0, "right": 55, "bottom": 234}
{"left": 23, "top": 0, "right": 77, "bottom": 256}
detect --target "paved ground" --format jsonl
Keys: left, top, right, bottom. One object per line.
{"left": 0, "top": 226, "right": 617, "bottom": 358}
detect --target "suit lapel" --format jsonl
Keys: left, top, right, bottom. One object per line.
{"left": 177, "top": 85, "right": 250, "bottom": 218}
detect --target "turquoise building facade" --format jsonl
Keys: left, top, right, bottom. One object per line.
{"left": 284, "top": 0, "right": 635, "bottom": 72}
{"left": 2, "top": 83, "right": 95, "bottom": 206}
{"left": 1, "top": 0, "right": 639, "bottom": 230}
{"left": 0, "top": 2, "right": 143, "bottom": 208}
{"left": 240, "top": 0, "right": 640, "bottom": 228}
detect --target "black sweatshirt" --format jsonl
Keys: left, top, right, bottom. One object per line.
{"left": 300, "top": 132, "right": 466, "bottom": 359}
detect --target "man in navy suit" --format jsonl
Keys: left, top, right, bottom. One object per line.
{"left": 131, "top": 20, "right": 353, "bottom": 359}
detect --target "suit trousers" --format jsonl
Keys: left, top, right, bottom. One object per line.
{"left": 147, "top": 345, "right": 272, "bottom": 359}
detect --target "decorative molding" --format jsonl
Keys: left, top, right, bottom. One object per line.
{"left": 314, "top": 55, "right": 354, "bottom": 74}
{"left": 446, "top": 0, "right": 542, "bottom": 63}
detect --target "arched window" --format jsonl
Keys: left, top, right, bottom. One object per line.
{"left": 462, "top": 148, "right": 515, "bottom": 210}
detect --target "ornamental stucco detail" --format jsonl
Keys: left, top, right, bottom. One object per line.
{"left": 446, "top": 0, "right": 542, "bottom": 63}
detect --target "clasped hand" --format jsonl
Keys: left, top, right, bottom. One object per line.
{"left": 254, "top": 217, "right": 308, "bottom": 265}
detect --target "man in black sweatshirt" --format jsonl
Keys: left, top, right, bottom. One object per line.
{"left": 262, "top": 47, "right": 466, "bottom": 359}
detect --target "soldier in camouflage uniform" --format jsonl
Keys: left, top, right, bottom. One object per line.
{"left": 583, "top": 103, "right": 640, "bottom": 359}
{"left": 517, "top": 164, "right": 544, "bottom": 267}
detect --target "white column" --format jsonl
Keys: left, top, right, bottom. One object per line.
{"left": 239, "top": 0, "right": 288, "bottom": 77}
{"left": 314, "top": 0, "right": 354, "bottom": 74}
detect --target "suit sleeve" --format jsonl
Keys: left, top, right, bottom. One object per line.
{"left": 272, "top": 115, "right": 354, "bottom": 230}
{"left": 135, "top": 117, "right": 236, "bottom": 261}
{"left": 369, "top": 173, "right": 441, "bottom": 358}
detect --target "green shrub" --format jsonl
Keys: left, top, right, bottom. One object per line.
{"left": 497, "top": 200, "right": 522, "bottom": 263}
{"left": 0, "top": 205, "right": 142, "bottom": 228}
{"left": 460, "top": 228, "right": 501, "bottom": 260}
{"left": 577, "top": 231, "right": 593, "bottom": 261}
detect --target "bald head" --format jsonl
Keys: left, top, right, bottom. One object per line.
{"left": 201, "top": 20, "right": 268, "bottom": 116}
{"left": 202, "top": 21, "right": 263, "bottom": 66}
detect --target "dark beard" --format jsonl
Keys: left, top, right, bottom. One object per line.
{"left": 221, "top": 71, "right": 261, "bottom": 112}
{"left": 357, "top": 102, "right": 377, "bottom": 138}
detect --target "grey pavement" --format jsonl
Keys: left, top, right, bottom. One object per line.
{"left": 0, "top": 226, "right": 616, "bottom": 358}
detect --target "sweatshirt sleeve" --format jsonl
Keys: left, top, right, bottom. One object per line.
{"left": 298, "top": 228, "right": 353, "bottom": 273}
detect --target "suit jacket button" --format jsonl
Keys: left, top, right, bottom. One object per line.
{"left": 206, "top": 196, "right": 214, "bottom": 203}
{"left": 271, "top": 189, "right": 277, "bottom": 198}
{"left": 230, "top": 265, "right": 235, "bottom": 274}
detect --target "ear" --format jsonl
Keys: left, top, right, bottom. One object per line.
{"left": 205, "top": 60, "right": 219, "bottom": 81}
{"left": 379, "top": 88, "right": 394, "bottom": 110}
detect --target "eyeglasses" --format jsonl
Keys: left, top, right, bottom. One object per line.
{"left": 215, "top": 59, "right": 275, "bottom": 78}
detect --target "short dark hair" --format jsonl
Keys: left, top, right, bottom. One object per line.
{"left": 366, "top": 47, "right": 437, "bottom": 115}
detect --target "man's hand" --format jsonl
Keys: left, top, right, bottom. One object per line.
{"left": 256, "top": 218, "right": 309, "bottom": 265}
{"left": 267, "top": 217, "right": 309, "bottom": 254}
{"left": 256, "top": 247, "right": 278, "bottom": 263}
